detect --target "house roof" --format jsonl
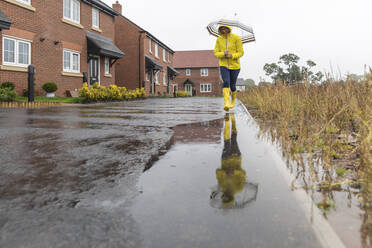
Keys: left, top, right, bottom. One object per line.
{"left": 117, "top": 15, "right": 174, "bottom": 54}
{"left": 0, "top": 10, "right": 12, "bottom": 30}
{"left": 173, "top": 50, "right": 219, "bottom": 68}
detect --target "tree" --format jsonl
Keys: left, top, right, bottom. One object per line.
{"left": 244, "top": 78, "right": 255, "bottom": 87}
{"left": 263, "top": 53, "right": 324, "bottom": 84}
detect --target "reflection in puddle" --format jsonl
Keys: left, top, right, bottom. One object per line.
{"left": 210, "top": 113, "right": 258, "bottom": 209}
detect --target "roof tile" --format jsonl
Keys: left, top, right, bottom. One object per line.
{"left": 173, "top": 50, "right": 219, "bottom": 68}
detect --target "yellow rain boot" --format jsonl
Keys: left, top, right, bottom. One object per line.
{"left": 223, "top": 88, "right": 231, "bottom": 112}
{"left": 228, "top": 91, "right": 237, "bottom": 109}
{"left": 230, "top": 113, "right": 237, "bottom": 135}
{"left": 224, "top": 113, "right": 231, "bottom": 141}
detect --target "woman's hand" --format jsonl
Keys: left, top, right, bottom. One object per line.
{"left": 224, "top": 50, "right": 232, "bottom": 58}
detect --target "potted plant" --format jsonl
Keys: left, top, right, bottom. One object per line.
{"left": 42, "top": 82, "right": 58, "bottom": 97}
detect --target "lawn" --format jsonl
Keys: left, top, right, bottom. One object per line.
{"left": 15, "top": 96, "right": 83, "bottom": 103}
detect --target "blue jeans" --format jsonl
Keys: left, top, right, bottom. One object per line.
{"left": 220, "top": 66, "right": 240, "bottom": 92}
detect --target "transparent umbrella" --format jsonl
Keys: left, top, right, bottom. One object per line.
{"left": 210, "top": 182, "right": 258, "bottom": 209}
{"left": 206, "top": 19, "right": 255, "bottom": 44}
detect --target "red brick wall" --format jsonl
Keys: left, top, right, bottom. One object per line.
{"left": 174, "top": 67, "right": 223, "bottom": 96}
{"left": 114, "top": 16, "right": 141, "bottom": 90}
{"left": 143, "top": 36, "right": 176, "bottom": 96}
{"left": 114, "top": 15, "right": 175, "bottom": 96}
{"left": 0, "top": 0, "right": 116, "bottom": 96}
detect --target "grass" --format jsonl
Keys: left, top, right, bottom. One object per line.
{"left": 15, "top": 96, "right": 83, "bottom": 103}
{"left": 238, "top": 71, "right": 372, "bottom": 218}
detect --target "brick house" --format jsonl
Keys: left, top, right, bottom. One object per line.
{"left": 0, "top": 0, "right": 124, "bottom": 96}
{"left": 112, "top": 1, "right": 178, "bottom": 96}
{"left": 173, "top": 50, "right": 222, "bottom": 97}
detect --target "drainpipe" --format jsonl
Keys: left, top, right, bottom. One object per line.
{"left": 139, "top": 31, "right": 145, "bottom": 89}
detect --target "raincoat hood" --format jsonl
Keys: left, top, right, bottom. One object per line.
{"left": 218, "top": 25, "right": 232, "bottom": 35}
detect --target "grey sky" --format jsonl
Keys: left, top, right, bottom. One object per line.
{"left": 104, "top": 0, "right": 372, "bottom": 83}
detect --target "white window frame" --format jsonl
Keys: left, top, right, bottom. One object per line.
{"left": 104, "top": 57, "right": 110, "bottom": 74}
{"left": 149, "top": 39, "right": 152, "bottom": 53}
{"left": 201, "top": 68, "right": 208, "bottom": 76}
{"left": 63, "top": 0, "right": 80, "bottom": 24}
{"left": 200, "top": 84, "right": 212, "bottom": 93}
{"left": 163, "top": 72, "right": 166, "bottom": 85}
{"left": 63, "top": 49, "right": 80, "bottom": 73}
{"left": 2, "top": 36, "right": 31, "bottom": 67}
{"left": 92, "top": 8, "right": 99, "bottom": 28}
{"left": 168, "top": 53, "right": 170, "bottom": 63}
{"left": 146, "top": 71, "right": 149, "bottom": 81}
{"left": 16, "top": 0, "right": 31, "bottom": 5}
{"left": 186, "top": 68, "right": 191, "bottom": 76}
{"left": 154, "top": 43, "right": 158, "bottom": 58}
{"left": 155, "top": 71, "right": 159, "bottom": 85}
{"left": 163, "top": 49, "right": 166, "bottom": 62}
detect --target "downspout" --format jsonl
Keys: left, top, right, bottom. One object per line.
{"left": 139, "top": 31, "right": 146, "bottom": 89}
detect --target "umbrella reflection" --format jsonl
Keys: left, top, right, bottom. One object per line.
{"left": 210, "top": 113, "right": 258, "bottom": 209}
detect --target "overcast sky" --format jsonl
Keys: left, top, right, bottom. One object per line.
{"left": 103, "top": 0, "right": 372, "bottom": 83}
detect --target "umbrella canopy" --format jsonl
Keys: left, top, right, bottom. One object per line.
{"left": 207, "top": 19, "right": 255, "bottom": 44}
{"left": 210, "top": 182, "right": 258, "bottom": 209}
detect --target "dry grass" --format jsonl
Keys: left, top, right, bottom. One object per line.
{"left": 239, "top": 73, "right": 372, "bottom": 244}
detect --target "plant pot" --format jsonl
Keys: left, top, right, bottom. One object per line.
{"left": 46, "top": 92, "right": 55, "bottom": 98}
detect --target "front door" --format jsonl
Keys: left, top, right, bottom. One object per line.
{"left": 185, "top": 84, "right": 192, "bottom": 96}
{"left": 89, "top": 57, "right": 99, "bottom": 85}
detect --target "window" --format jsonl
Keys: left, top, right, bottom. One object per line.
{"left": 64, "top": 0, "right": 80, "bottom": 23}
{"left": 163, "top": 49, "right": 166, "bottom": 62}
{"left": 149, "top": 40, "right": 152, "bottom": 53}
{"left": 92, "top": 8, "right": 99, "bottom": 28}
{"left": 163, "top": 72, "right": 166, "bottom": 85}
{"left": 154, "top": 71, "right": 159, "bottom": 84}
{"left": 201, "top": 68, "right": 208, "bottom": 76}
{"left": 63, "top": 49, "right": 80, "bottom": 73}
{"left": 200, "top": 84, "right": 212, "bottom": 93}
{"left": 168, "top": 53, "right": 170, "bottom": 63}
{"left": 104, "top": 57, "right": 110, "bottom": 74}
{"left": 16, "top": 0, "right": 31, "bottom": 5}
{"left": 186, "top": 68, "right": 191, "bottom": 76}
{"left": 154, "top": 43, "right": 158, "bottom": 58}
{"left": 2, "top": 36, "right": 31, "bottom": 67}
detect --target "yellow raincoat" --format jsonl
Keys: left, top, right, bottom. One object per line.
{"left": 214, "top": 25, "right": 244, "bottom": 70}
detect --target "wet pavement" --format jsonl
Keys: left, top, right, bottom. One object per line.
{"left": 0, "top": 97, "right": 346, "bottom": 247}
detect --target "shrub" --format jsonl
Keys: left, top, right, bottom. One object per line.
{"left": 78, "top": 83, "right": 146, "bottom": 102}
{"left": 1, "top": 82, "right": 15, "bottom": 91}
{"left": 176, "top": 91, "right": 190, "bottom": 97}
{"left": 0, "top": 87, "right": 17, "bottom": 102}
{"left": 42, "top": 82, "right": 58, "bottom": 93}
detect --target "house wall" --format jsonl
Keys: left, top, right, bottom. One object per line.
{"left": 0, "top": 0, "right": 116, "bottom": 96}
{"left": 114, "top": 13, "right": 176, "bottom": 96}
{"left": 114, "top": 15, "right": 142, "bottom": 90}
{"left": 174, "top": 67, "right": 222, "bottom": 96}
{"left": 143, "top": 36, "right": 175, "bottom": 96}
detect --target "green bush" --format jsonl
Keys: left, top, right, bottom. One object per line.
{"left": 1, "top": 82, "right": 15, "bottom": 91}
{"left": 0, "top": 87, "right": 17, "bottom": 102}
{"left": 42, "top": 82, "right": 58, "bottom": 93}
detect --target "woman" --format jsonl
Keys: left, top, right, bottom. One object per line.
{"left": 214, "top": 25, "right": 244, "bottom": 111}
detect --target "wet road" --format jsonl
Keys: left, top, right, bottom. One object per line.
{"left": 0, "top": 98, "right": 339, "bottom": 247}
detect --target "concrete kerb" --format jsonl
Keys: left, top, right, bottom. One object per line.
{"left": 238, "top": 100, "right": 346, "bottom": 248}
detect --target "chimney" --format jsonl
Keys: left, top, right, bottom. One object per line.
{"left": 112, "top": 1, "right": 122, "bottom": 15}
